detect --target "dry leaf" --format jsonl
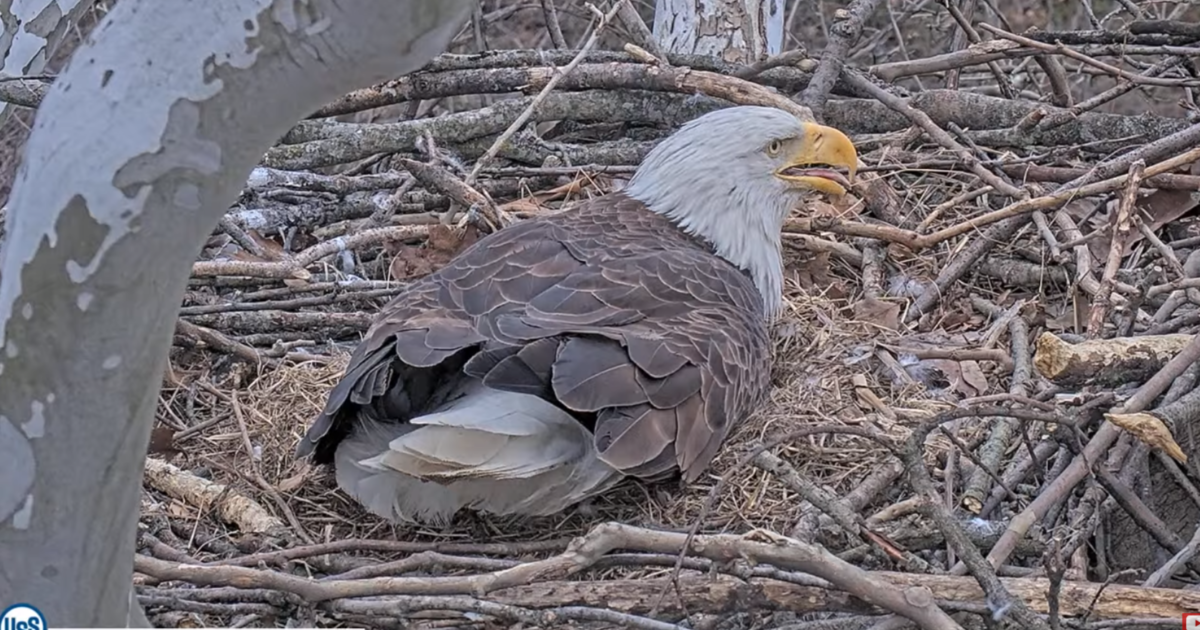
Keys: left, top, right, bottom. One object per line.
{"left": 792, "top": 250, "right": 835, "bottom": 291}
{"left": 940, "top": 301, "right": 978, "bottom": 331}
{"left": 228, "top": 230, "right": 288, "bottom": 263}
{"left": 1141, "top": 189, "right": 1200, "bottom": 232}
{"left": 893, "top": 332, "right": 993, "bottom": 399}
{"left": 538, "top": 179, "right": 587, "bottom": 201}
{"left": 166, "top": 500, "right": 196, "bottom": 520}
{"left": 1084, "top": 190, "right": 1200, "bottom": 263}
{"left": 248, "top": 230, "right": 288, "bottom": 259}
{"left": 147, "top": 426, "right": 182, "bottom": 461}
{"left": 1105, "top": 411, "right": 1187, "bottom": 463}
{"left": 427, "top": 224, "right": 478, "bottom": 255}
{"left": 957, "top": 360, "right": 989, "bottom": 395}
{"left": 497, "top": 199, "right": 545, "bottom": 215}
{"left": 915, "top": 359, "right": 987, "bottom": 398}
{"left": 807, "top": 194, "right": 860, "bottom": 219}
{"left": 389, "top": 247, "right": 430, "bottom": 281}
{"left": 389, "top": 225, "right": 479, "bottom": 281}
{"left": 854, "top": 295, "right": 901, "bottom": 330}
{"left": 276, "top": 463, "right": 311, "bottom": 493}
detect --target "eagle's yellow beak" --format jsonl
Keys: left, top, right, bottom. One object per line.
{"left": 774, "top": 122, "right": 858, "bottom": 197}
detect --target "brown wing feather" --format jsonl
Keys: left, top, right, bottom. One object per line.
{"left": 296, "top": 193, "right": 771, "bottom": 483}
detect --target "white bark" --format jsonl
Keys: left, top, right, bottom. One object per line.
{"left": 651, "top": 0, "right": 784, "bottom": 64}
{"left": 0, "top": 0, "right": 473, "bottom": 626}
{"left": 0, "top": 0, "right": 92, "bottom": 125}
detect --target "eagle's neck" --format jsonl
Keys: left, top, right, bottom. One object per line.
{"left": 623, "top": 181, "right": 789, "bottom": 318}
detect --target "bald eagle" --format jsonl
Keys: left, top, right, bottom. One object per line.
{"left": 295, "top": 106, "right": 858, "bottom": 524}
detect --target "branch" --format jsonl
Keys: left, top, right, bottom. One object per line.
{"left": 142, "top": 457, "right": 285, "bottom": 536}
{"left": 969, "top": 333, "right": 1200, "bottom": 575}
{"left": 136, "top": 522, "right": 960, "bottom": 627}
{"left": 132, "top": 528, "right": 1200, "bottom": 620}
{"left": 799, "top": 0, "right": 884, "bottom": 118}
{"left": 467, "top": 0, "right": 623, "bottom": 183}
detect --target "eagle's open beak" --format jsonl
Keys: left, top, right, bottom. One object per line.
{"left": 774, "top": 122, "right": 858, "bottom": 197}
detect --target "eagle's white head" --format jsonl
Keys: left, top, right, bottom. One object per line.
{"left": 623, "top": 106, "right": 858, "bottom": 317}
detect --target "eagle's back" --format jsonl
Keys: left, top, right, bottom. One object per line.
{"left": 298, "top": 191, "right": 772, "bottom": 483}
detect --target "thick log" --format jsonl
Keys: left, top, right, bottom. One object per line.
{"left": 1033, "top": 331, "right": 1195, "bottom": 387}
{"left": 491, "top": 573, "right": 1200, "bottom": 620}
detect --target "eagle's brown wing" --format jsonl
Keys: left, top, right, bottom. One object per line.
{"left": 296, "top": 193, "right": 771, "bottom": 482}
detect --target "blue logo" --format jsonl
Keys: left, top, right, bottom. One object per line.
{"left": 1, "top": 604, "right": 45, "bottom": 630}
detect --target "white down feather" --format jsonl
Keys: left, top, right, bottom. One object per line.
{"left": 333, "top": 378, "right": 623, "bottom": 524}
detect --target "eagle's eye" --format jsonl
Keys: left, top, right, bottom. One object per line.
{"left": 767, "top": 139, "right": 783, "bottom": 156}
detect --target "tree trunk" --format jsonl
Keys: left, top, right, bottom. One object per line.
{"left": 0, "top": 0, "right": 93, "bottom": 126}
{"left": 651, "top": 0, "right": 784, "bottom": 64}
{"left": 0, "top": 0, "right": 473, "bottom": 626}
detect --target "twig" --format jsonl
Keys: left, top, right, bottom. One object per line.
{"left": 901, "top": 412, "right": 1054, "bottom": 630}
{"left": 216, "top": 216, "right": 271, "bottom": 260}
{"left": 614, "top": 0, "right": 663, "bottom": 59}
{"left": 973, "top": 332, "right": 1200, "bottom": 575}
{"left": 788, "top": 145, "right": 1200, "bottom": 253}
{"left": 1086, "top": 160, "right": 1145, "bottom": 337}
{"left": 981, "top": 24, "right": 1200, "bottom": 88}
{"left": 840, "top": 71, "right": 1025, "bottom": 198}
{"left": 174, "top": 320, "right": 268, "bottom": 365}
{"left": 191, "top": 226, "right": 429, "bottom": 280}
{"left": 961, "top": 303, "right": 1034, "bottom": 514}
{"left": 178, "top": 287, "right": 404, "bottom": 317}
{"left": 1143, "top": 516, "right": 1200, "bottom": 588}
{"left": 938, "top": 0, "right": 1016, "bottom": 99}
{"left": 799, "top": 0, "right": 885, "bottom": 118}
{"left": 213, "top": 537, "right": 570, "bottom": 568}
{"left": 142, "top": 458, "right": 285, "bottom": 536}
{"left": 399, "top": 157, "right": 508, "bottom": 230}
{"left": 137, "top": 522, "right": 962, "bottom": 628}
{"left": 466, "top": 1, "right": 624, "bottom": 184}
{"left": 326, "top": 551, "right": 518, "bottom": 581}
{"left": 229, "top": 391, "right": 314, "bottom": 545}
{"left": 735, "top": 49, "right": 812, "bottom": 79}
{"left": 1037, "top": 56, "right": 1187, "bottom": 132}
{"left": 539, "top": 0, "right": 567, "bottom": 49}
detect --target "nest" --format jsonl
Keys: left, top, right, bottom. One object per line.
{"left": 154, "top": 270, "right": 915, "bottom": 534}
{"left": 1, "top": 1, "right": 1188, "bottom": 628}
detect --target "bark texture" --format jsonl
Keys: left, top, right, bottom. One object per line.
{"left": 1032, "top": 331, "right": 1195, "bottom": 388}
{"left": 0, "top": 0, "right": 97, "bottom": 206}
{"left": 0, "top": 0, "right": 473, "bottom": 625}
{"left": 0, "top": 0, "right": 91, "bottom": 125}
{"left": 651, "top": 0, "right": 784, "bottom": 63}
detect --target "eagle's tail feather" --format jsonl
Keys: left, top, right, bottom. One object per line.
{"left": 333, "top": 379, "right": 622, "bottom": 524}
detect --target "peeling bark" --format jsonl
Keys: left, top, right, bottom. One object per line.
{"left": 0, "top": 0, "right": 473, "bottom": 625}
{"left": 0, "top": 0, "right": 92, "bottom": 126}
{"left": 652, "top": 0, "right": 784, "bottom": 64}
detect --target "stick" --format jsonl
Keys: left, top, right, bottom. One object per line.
{"left": 142, "top": 458, "right": 285, "bottom": 536}
{"left": 465, "top": 1, "right": 624, "bottom": 184}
